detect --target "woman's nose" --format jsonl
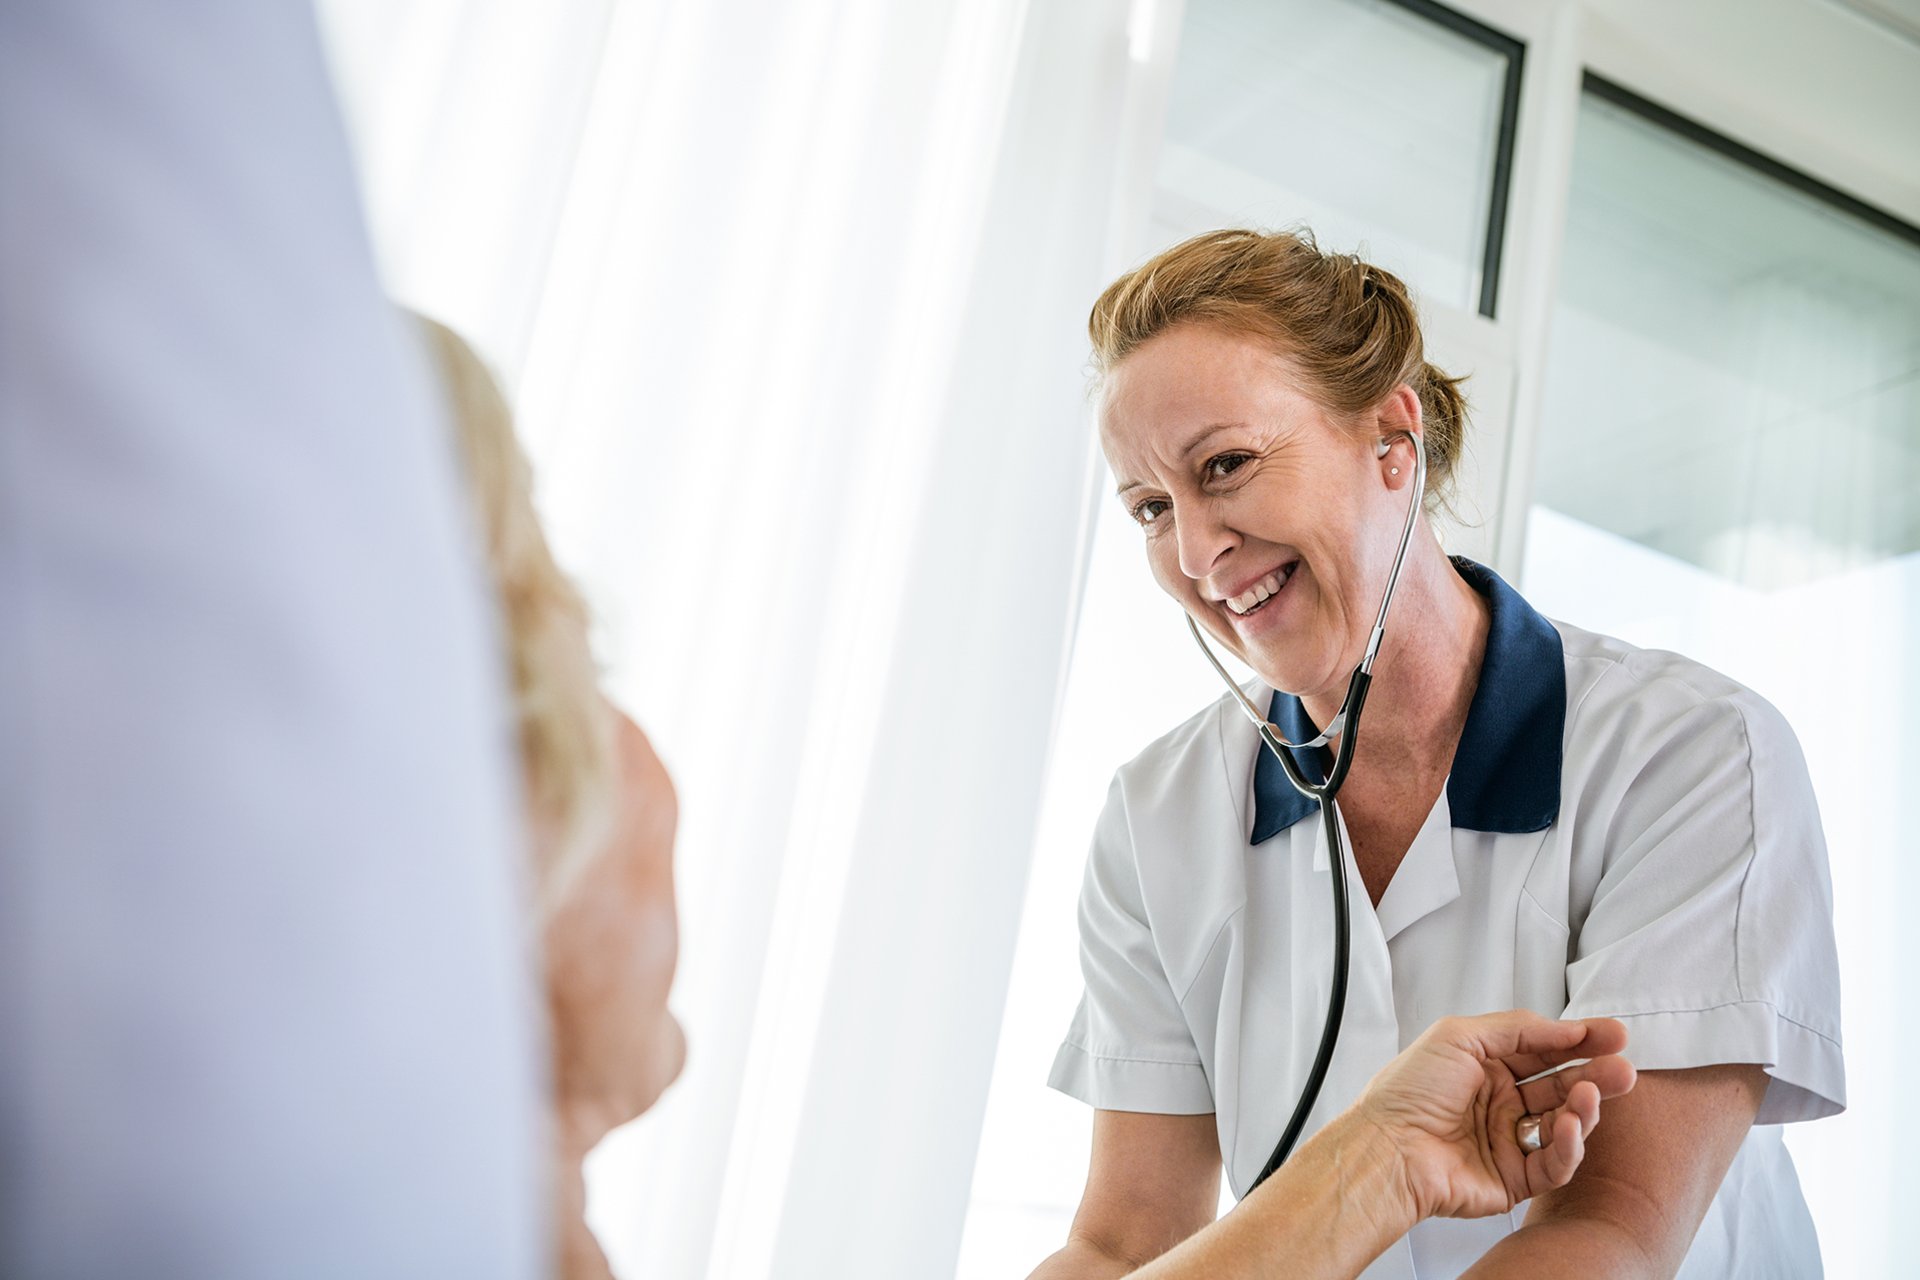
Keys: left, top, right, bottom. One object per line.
{"left": 1174, "top": 505, "right": 1236, "bottom": 582}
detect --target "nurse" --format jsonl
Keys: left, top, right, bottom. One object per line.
{"left": 1031, "top": 229, "right": 1845, "bottom": 1280}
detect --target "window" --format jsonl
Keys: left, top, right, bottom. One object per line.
{"left": 1155, "top": 0, "right": 1523, "bottom": 315}
{"left": 1522, "top": 78, "right": 1920, "bottom": 1278}
{"left": 1531, "top": 78, "right": 1920, "bottom": 587}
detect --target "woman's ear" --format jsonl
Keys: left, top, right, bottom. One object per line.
{"left": 1375, "top": 382, "right": 1423, "bottom": 436}
{"left": 1373, "top": 385, "right": 1423, "bottom": 487}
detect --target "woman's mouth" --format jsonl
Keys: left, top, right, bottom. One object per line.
{"left": 1224, "top": 561, "right": 1298, "bottom": 618}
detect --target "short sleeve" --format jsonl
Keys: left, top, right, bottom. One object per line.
{"left": 1561, "top": 687, "right": 1844, "bottom": 1125}
{"left": 1048, "top": 777, "right": 1214, "bottom": 1114}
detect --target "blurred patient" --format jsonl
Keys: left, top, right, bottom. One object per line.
{"left": 417, "top": 316, "right": 685, "bottom": 1280}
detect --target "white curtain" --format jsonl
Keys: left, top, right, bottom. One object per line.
{"left": 314, "top": 1, "right": 1164, "bottom": 1274}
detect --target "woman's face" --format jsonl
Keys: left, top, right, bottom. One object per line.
{"left": 1098, "top": 322, "right": 1418, "bottom": 703}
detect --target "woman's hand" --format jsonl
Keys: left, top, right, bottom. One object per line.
{"left": 1352, "top": 1011, "right": 1636, "bottom": 1223}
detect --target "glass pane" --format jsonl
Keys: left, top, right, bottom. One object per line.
{"left": 1534, "top": 93, "right": 1920, "bottom": 587}
{"left": 1156, "top": 0, "right": 1511, "bottom": 312}
{"left": 1524, "top": 91, "right": 1920, "bottom": 1277}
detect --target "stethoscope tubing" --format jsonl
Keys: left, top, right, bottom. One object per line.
{"left": 1256, "top": 792, "right": 1352, "bottom": 1184}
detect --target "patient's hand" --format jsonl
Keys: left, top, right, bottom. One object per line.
{"left": 545, "top": 710, "right": 686, "bottom": 1278}
{"left": 1352, "top": 1011, "right": 1635, "bottom": 1223}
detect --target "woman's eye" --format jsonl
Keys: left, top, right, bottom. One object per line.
{"left": 1205, "top": 452, "right": 1251, "bottom": 480}
{"left": 1132, "top": 498, "right": 1171, "bottom": 527}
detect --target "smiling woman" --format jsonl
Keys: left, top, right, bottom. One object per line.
{"left": 1028, "top": 227, "right": 1845, "bottom": 1280}
{"left": 1089, "top": 230, "right": 1480, "bottom": 723}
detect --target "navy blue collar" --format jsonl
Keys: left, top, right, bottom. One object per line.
{"left": 1250, "top": 558, "right": 1565, "bottom": 843}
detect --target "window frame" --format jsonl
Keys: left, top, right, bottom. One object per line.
{"left": 1582, "top": 70, "right": 1920, "bottom": 252}
{"left": 1384, "top": 0, "right": 1529, "bottom": 318}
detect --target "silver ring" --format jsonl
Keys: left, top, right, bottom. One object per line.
{"left": 1516, "top": 1115, "right": 1544, "bottom": 1153}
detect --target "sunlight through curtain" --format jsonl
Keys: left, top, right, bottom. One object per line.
{"left": 315, "top": 1, "right": 1154, "bottom": 1274}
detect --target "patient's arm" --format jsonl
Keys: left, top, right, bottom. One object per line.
{"left": 1132, "top": 1014, "right": 1632, "bottom": 1279}
{"left": 1033, "top": 1012, "right": 1634, "bottom": 1280}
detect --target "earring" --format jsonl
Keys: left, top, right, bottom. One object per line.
{"left": 1390, "top": 467, "right": 1400, "bottom": 476}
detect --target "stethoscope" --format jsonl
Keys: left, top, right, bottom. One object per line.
{"left": 1184, "top": 427, "right": 1427, "bottom": 1192}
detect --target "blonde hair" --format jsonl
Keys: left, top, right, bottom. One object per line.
{"left": 1089, "top": 228, "right": 1468, "bottom": 511}
{"left": 414, "top": 314, "right": 615, "bottom": 913}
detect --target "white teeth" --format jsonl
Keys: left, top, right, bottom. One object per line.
{"left": 1226, "top": 567, "right": 1291, "bottom": 616}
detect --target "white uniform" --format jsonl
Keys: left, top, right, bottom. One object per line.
{"left": 1050, "top": 559, "right": 1844, "bottom": 1279}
